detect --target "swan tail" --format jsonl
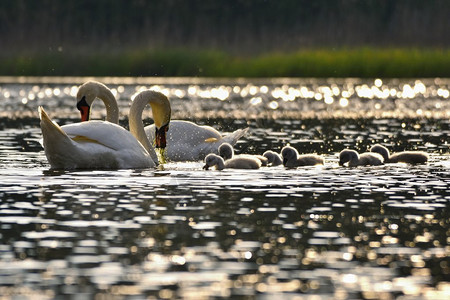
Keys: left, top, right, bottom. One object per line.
{"left": 195, "top": 127, "right": 248, "bottom": 160}
{"left": 39, "top": 106, "right": 76, "bottom": 168}
{"left": 220, "top": 127, "right": 249, "bottom": 145}
{"left": 39, "top": 106, "right": 67, "bottom": 139}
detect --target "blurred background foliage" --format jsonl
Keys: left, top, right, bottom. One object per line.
{"left": 0, "top": 0, "right": 449, "bottom": 77}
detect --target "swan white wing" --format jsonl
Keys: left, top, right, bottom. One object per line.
{"left": 62, "top": 121, "right": 144, "bottom": 151}
{"left": 40, "top": 108, "right": 155, "bottom": 170}
{"left": 145, "top": 120, "right": 248, "bottom": 161}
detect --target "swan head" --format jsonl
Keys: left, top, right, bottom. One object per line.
{"left": 134, "top": 90, "right": 171, "bottom": 149}
{"left": 155, "top": 123, "right": 169, "bottom": 149}
{"left": 218, "top": 143, "right": 234, "bottom": 160}
{"left": 203, "top": 153, "right": 225, "bottom": 170}
{"left": 76, "top": 81, "right": 111, "bottom": 122}
{"left": 281, "top": 146, "right": 298, "bottom": 166}
{"left": 339, "top": 149, "right": 359, "bottom": 166}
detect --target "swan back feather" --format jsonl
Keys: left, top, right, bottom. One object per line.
{"left": 39, "top": 107, "right": 154, "bottom": 170}
{"left": 146, "top": 121, "right": 248, "bottom": 161}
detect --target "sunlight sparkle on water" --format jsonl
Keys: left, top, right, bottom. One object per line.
{"left": 0, "top": 76, "right": 449, "bottom": 299}
{"left": 339, "top": 98, "right": 349, "bottom": 107}
{"left": 250, "top": 97, "right": 262, "bottom": 105}
{"left": 2, "top": 77, "right": 449, "bottom": 119}
{"left": 437, "top": 88, "right": 449, "bottom": 98}
{"left": 268, "top": 101, "right": 279, "bottom": 109}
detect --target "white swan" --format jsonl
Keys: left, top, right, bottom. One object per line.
{"left": 262, "top": 150, "right": 283, "bottom": 166}
{"left": 146, "top": 122, "right": 248, "bottom": 162}
{"left": 281, "top": 146, "right": 324, "bottom": 167}
{"left": 203, "top": 153, "right": 261, "bottom": 170}
{"left": 76, "top": 81, "right": 249, "bottom": 162}
{"left": 76, "top": 81, "right": 119, "bottom": 123}
{"left": 39, "top": 90, "right": 171, "bottom": 170}
{"left": 339, "top": 149, "right": 384, "bottom": 167}
{"left": 218, "top": 143, "right": 268, "bottom": 166}
{"left": 370, "top": 144, "right": 428, "bottom": 164}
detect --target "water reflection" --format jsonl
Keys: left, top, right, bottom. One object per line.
{"left": 0, "top": 78, "right": 449, "bottom": 298}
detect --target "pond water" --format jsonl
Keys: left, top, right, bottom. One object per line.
{"left": 0, "top": 77, "right": 449, "bottom": 299}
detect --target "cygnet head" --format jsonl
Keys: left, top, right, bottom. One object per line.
{"left": 218, "top": 143, "right": 234, "bottom": 160}
{"left": 281, "top": 146, "right": 299, "bottom": 166}
{"left": 263, "top": 150, "right": 283, "bottom": 166}
{"left": 203, "top": 153, "right": 225, "bottom": 170}
{"left": 370, "top": 144, "right": 390, "bottom": 161}
{"left": 339, "top": 149, "right": 359, "bottom": 166}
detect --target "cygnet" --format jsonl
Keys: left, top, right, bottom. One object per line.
{"left": 218, "top": 143, "right": 268, "bottom": 166}
{"left": 203, "top": 153, "right": 261, "bottom": 170}
{"left": 281, "top": 146, "right": 324, "bottom": 168}
{"left": 370, "top": 144, "right": 428, "bottom": 164}
{"left": 339, "top": 149, "right": 384, "bottom": 167}
{"left": 262, "top": 150, "right": 283, "bottom": 166}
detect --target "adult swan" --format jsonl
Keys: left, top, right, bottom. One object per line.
{"left": 39, "top": 90, "right": 171, "bottom": 170}
{"left": 76, "top": 81, "right": 248, "bottom": 162}
{"left": 145, "top": 121, "right": 248, "bottom": 161}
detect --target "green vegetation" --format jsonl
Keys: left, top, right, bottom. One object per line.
{"left": 1, "top": 1, "right": 448, "bottom": 77}
{"left": 1, "top": 48, "right": 449, "bottom": 78}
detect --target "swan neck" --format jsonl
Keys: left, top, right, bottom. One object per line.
{"left": 99, "top": 88, "right": 119, "bottom": 124}
{"left": 129, "top": 98, "right": 154, "bottom": 154}
{"left": 128, "top": 94, "right": 159, "bottom": 164}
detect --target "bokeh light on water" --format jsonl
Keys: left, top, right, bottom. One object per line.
{"left": 1, "top": 77, "right": 449, "bottom": 120}
{"left": 0, "top": 77, "right": 449, "bottom": 299}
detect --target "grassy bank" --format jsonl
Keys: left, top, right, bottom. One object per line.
{"left": 1, "top": 48, "right": 449, "bottom": 78}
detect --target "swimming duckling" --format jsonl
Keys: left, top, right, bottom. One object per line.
{"left": 370, "top": 144, "right": 428, "bottom": 164}
{"left": 262, "top": 150, "right": 283, "bottom": 166}
{"left": 203, "top": 153, "right": 261, "bottom": 170}
{"left": 218, "top": 143, "right": 268, "bottom": 166}
{"left": 281, "top": 146, "right": 324, "bottom": 168}
{"left": 339, "top": 149, "right": 384, "bottom": 167}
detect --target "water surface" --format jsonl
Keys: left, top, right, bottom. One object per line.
{"left": 0, "top": 77, "right": 449, "bottom": 299}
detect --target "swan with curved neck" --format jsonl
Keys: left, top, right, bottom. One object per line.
{"left": 39, "top": 89, "right": 170, "bottom": 170}
{"left": 370, "top": 144, "right": 428, "bottom": 164}
{"left": 129, "top": 90, "right": 171, "bottom": 160}
{"left": 76, "top": 81, "right": 248, "bottom": 162}
{"left": 76, "top": 81, "right": 119, "bottom": 123}
{"left": 339, "top": 149, "right": 384, "bottom": 167}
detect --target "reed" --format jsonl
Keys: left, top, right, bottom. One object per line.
{"left": 1, "top": 47, "right": 449, "bottom": 77}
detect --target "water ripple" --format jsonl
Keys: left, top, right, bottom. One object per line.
{"left": 0, "top": 79, "right": 449, "bottom": 298}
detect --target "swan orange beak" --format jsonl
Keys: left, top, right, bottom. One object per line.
{"left": 155, "top": 124, "right": 169, "bottom": 148}
{"left": 77, "top": 96, "right": 90, "bottom": 122}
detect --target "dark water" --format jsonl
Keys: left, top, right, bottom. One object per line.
{"left": 0, "top": 77, "right": 449, "bottom": 299}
